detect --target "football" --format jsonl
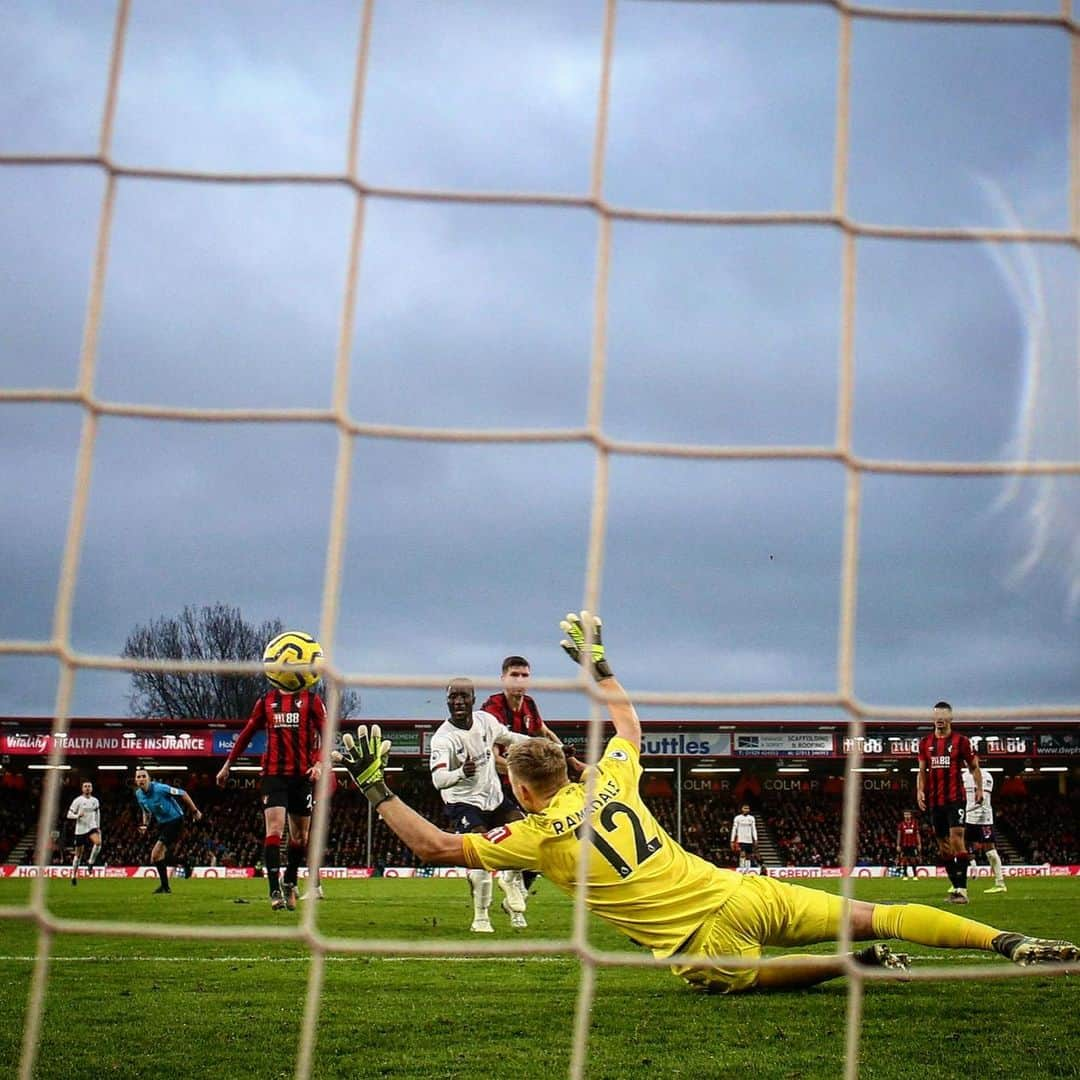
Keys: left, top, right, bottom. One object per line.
{"left": 262, "top": 630, "right": 323, "bottom": 692}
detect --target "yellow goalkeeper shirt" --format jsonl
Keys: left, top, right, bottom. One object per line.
{"left": 461, "top": 735, "right": 741, "bottom": 957}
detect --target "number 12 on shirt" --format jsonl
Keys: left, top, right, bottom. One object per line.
{"left": 574, "top": 801, "right": 662, "bottom": 879}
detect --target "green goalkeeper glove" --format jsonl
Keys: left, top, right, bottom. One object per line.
{"left": 560, "top": 610, "right": 613, "bottom": 680}
{"left": 332, "top": 725, "right": 394, "bottom": 807}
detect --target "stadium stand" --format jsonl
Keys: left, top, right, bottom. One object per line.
{"left": 5, "top": 762, "right": 1075, "bottom": 872}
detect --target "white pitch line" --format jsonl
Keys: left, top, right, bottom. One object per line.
{"left": 0, "top": 953, "right": 1001, "bottom": 964}
{"left": 0, "top": 954, "right": 576, "bottom": 964}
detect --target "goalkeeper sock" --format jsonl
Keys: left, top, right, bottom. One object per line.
{"left": 265, "top": 833, "right": 282, "bottom": 895}
{"left": 468, "top": 869, "right": 491, "bottom": 918}
{"left": 987, "top": 848, "right": 1004, "bottom": 885}
{"left": 284, "top": 840, "right": 305, "bottom": 888}
{"left": 871, "top": 903, "right": 1001, "bottom": 951}
{"left": 154, "top": 860, "right": 169, "bottom": 887}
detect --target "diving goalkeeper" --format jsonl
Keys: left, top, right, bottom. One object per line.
{"left": 335, "top": 611, "right": 1078, "bottom": 993}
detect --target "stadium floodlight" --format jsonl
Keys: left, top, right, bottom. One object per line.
{"left": 28, "top": 764, "right": 71, "bottom": 770}
{"left": 691, "top": 767, "right": 741, "bottom": 774}
{"left": 643, "top": 767, "right": 675, "bottom": 773}
{"left": 1039, "top": 766, "right": 1068, "bottom": 772}
{"left": 777, "top": 767, "right": 810, "bottom": 774}
{"left": 97, "top": 765, "right": 129, "bottom": 771}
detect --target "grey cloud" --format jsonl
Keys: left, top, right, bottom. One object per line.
{"left": 0, "top": 2, "right": 1075, "bottom": 727}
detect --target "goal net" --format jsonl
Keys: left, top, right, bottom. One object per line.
{"left": 1, "top": 1, "right": 1077, "bottom": 1078}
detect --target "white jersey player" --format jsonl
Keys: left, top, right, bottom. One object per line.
{"left": 430, "top": 678, "right": 533, "bottom": 933}
{"left": 731, "top": 804, "right": 758, "bottom": 870}
{"left": 430, "top": 709, "right": 519, "bottom": 813}
{"left": 963, "top": 767, "right": 1005, "bottom": 893}
{"left": 66, "top": 780, "right": 102, "bottom": 884}
{"left": 963, "top": 767, "right": 994, "bottom": 825}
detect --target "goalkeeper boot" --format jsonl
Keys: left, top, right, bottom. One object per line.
{"left": 984, "top": 884, "right": 1007, "bottom": 894}
{"left": 993, "top": 934, "right": 1080, "bottom": 967}
{"left": 854, "top": 944, "right": 910, "bottom": 973}
{"left": 270, "top": 890, "right": 286, "bottom": 911}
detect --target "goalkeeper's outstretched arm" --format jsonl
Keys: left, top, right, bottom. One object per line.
{"left": 594, "top": 676, "right": 641, "bottom": 752}
{"left": 333, "top": 724, "right": 467, "bottom": 866}
{"left": 560, "top": 610, "right": 641, "bottom": 752}
{"left": 376, "top": 798, "right": 467, "bottom": 866}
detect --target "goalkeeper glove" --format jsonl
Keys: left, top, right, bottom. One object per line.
{"left": 560, "top": 610, "right": 613, "bottom": 680}
{"left": 332, "top": 725, "right": 395, "bottom": 808}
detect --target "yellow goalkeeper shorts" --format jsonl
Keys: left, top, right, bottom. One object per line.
{"left": 669, "top": 873, "right": 845, "bottom": 994}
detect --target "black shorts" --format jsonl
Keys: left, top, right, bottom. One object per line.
{"left": 443, "top": 796, "right": 522, "bottom": 835}
{"left": 900, "top": 845, "right": 919, "bottom": 859}
{"left": 965, "top": 823, "right": 995, "bottom": 847}
{"left": 74, "top": 831, "right": 99, "bottom": 852}
{"left": 930, "top": 803, "right": 966, "bottom": 839}
{"left": 261, "top": 775, "right": 314, "bottom": 816}
{"left": 155, "top": 818, "right": 183, "bottom": 847}
{"left": 738, "top": 843, "right": 754, "bottom": 855}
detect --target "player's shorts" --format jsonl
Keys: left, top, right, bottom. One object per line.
{"left": 930, "top": 802, "right": 966, "bottom": 839}
{"left": 261, "top": 775, "right": 314, "bottom": 816}
{"left": 899, "top": 845, "right": 919, "bottom": 859}
{"left": 669, "top": 873, "right": 844, "bottom": 995}
{"left": 443, "top": 795, "right": 522, "bottom": 834}
{"left": 73, "top": 831, "right": 99, "bottom": 852}
{"left": 738, "top": 843, "right": 754, "bottom": 855}
{"left": 964, "top": 823, "right": 995, "bottom": 847}
{"left": 155, "top": 818, "right": 184, "bottom": 847}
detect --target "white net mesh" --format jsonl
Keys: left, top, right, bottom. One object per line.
{"left": 1, "top": 1, "right": 1077, "bottom": 1078}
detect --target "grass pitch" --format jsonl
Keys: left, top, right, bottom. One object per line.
{"left": 0, "top": 875, "right": 1076, "bottom": 1079}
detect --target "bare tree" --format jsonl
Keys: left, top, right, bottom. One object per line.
{"left": 123, "top": 603, "right": 360, "bottom": 720}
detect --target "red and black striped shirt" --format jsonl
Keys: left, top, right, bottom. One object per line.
{"left": 480, "top": 692, "right": 544, "bottom": 735}
{"left": 897, "top": 820, "right": 920, "bottom": 847}
{"left": 918, "top": 732, "right": 975, "bottom": 807}
{"left": 227, "top": 689, "right": 326, "bottom": 777}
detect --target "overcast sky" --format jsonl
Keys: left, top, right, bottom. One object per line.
{"left": 1, "top": 0, "right": 1077, "bottom": 725}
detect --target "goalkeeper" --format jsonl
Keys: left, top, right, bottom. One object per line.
{"left": 335, "top": 611, "right": 1078, "bottom": 993}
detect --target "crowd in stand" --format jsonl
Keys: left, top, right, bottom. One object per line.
{"left": 0, "top": 773, "right": 35, "bottom": 862}
{"left": 999, "top": 791, "right": 1079, "bottom": 866}
{"left": 767, "top": 790, "right": 938, "bottom": 867}
{"left": 652, "top": 791, "right": 741, "bottom": 866}
{"left": 13, "top": 769, "right": 444, "bottom": 871}
{"left": 2, "top": 767, "right": 1077, "bottom": 871}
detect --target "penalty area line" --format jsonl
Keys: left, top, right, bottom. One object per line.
{"left": 0, "top": 954, "right": 576, "bottom": 964}
{"left": 0, "top": 953, "right": 1002, "bottom": 964}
